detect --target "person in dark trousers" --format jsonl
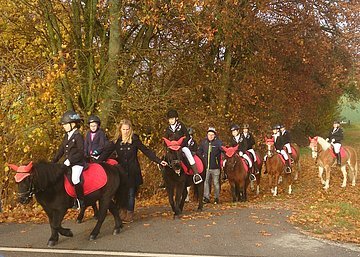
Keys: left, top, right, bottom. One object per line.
{"left": 52, "top": 110, "right": 85, "bottom": 209}
{"left": 198, "top": 127, "right": 223, "bottom": 204}
{"left": 326, "top": 120, "right": 344, "bottom": 166}
{"left": 230, "top": 124, "right": 256, "bottom": 181}
{"left": 109, "top": 119, "right": 167, "bottom": 223}
{"left": 164, "top": 109, "right": 202, "bottom": 184}
{"left": 84, "top": 115, "right": 108, "bottom": 163}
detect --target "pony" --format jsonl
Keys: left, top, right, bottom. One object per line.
{"left": 162, "top": 137, "right": 205, "bottom": 218}
{"left": 264, "top": 137, "right": 293, "bottom": 196}
{"left": 9, "top": 161, "right": 126, "bottom": 246}
{"left": 221, "top": 145, "right": 250, "bottom": 202}
{"left": 308, "top": 136, "right": 358, "bottom": 189}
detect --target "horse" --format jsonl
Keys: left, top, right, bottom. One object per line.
{"left": 9, "top": 161, "right": 126, "bottom": 246}
{"left": 221, "top": 145, "right": 250, "bottom": 202}
{"left": 308, "top": 136, "right": 358, "bottom": 189}
{"left": 162, "top": 137, "right": 205, "bottom": 218}
{"left": 264, "top": 137, "right": 293, "bottom": 196}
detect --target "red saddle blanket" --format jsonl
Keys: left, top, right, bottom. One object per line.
{"left": 64, "top": 163, "right": 107, "bottom": 198}
{"left": 181, "top": 155, "right": 204, "bottom": 175}
{"left": 240, "top": 157, "right": 250, "bottom": 173}
{"left": 330, "top": 147, "right": 346, "bottom": 158}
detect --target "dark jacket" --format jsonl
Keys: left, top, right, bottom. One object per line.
{"left": 328, "top": 128, "right": 343, "bottom": 143}
{"left": 198, "top": 137, "right": 223, "bottom": 170}
{"left": 273, "top": 133, "right": 282, "bottom": 151}
{"left": 164, "top": 121, "right": 190, "bottom": 147}
{"left": 231, "top": 135, "right": 247, "bottom": 153}
{"left": 52, "top": 129, "right": 85, "bottom": 166}
{"left": 111, "top": 134, "right": 162, "bottom": 188}
{"left": 84, "top": 128, "right": 108, "bottom": 157}
{"left": 280, "top": 130, "right": 291, "bottom": 146}
{"left": 242, "top": 132, "right": 255, "bottom": 150}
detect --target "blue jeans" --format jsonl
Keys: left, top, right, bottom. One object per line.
{"left": 204, "top": 169, "right": 220, "bottom": 199}
{"left": 127, "top": 187, "right": 137, "bottom": 211}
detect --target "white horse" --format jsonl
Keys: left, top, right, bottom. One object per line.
{"left": 308, "top": 136, "right": 358, "bottom": 190}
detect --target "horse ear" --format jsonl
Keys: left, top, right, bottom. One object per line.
{"left": 7, "top": 163, "right": 19, "bottom": 172}
{"left": 308, "top": 136, "right": 312, "bottom": 141}
{"left": 314, "top": 136, "right": 318, "bottom": 140}
{"left": 25, "top": 161, "right": 33, "bottom": 172}
{"left": 162, "top": 137, "right": 171, "bottom": 146}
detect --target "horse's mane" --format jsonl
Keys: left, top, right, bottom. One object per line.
{"left": 316, "top": 136, "right": 331, "bottom": 151}
{"left": 32, "top": 161, "right": 65, "bottom": 190}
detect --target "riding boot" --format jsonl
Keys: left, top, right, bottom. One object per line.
{"left": 74, "top": 183, "right": 85, "bottom": 209}
{"left": 248, "top": 165, "right": 256, "bottom": 182}
{"left": 191, "top": 164, "right": 203, "bottom": 184}
{"left": 336, "top": 153, "right": 341, "bottom": 166}
{"left": 285, "top": 159, "right": 292, "bottom": 174}
{"left": 254, "top": 162, "right": 260, "bottom": 175}
{"left": 289, "top": 153, "right": 294, "bottom": 164}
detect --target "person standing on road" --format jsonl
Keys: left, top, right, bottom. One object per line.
{"left": 198, "top": 127, "right": 223, "bottom": 204}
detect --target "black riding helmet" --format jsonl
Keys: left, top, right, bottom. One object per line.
{"left": 167, "top": 109, "right": 179, "bottom": 119}
{"left": 88, "top": 115, "right": 101, "bottom": 125}
{"left": 272, "top": 124, "right": 281, "bottom": 130}
{"left": 59, "top": 110, "right": 82, "bottom": 125}
{"left": 230, "top": 124, "right": 240, "bottom": 131}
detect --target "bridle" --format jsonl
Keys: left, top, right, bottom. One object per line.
{"left": 265, "top": 138, "right": 275, "bottom": 157}
{"left": 17, "top": 173, "right": 36, "bottom": 200}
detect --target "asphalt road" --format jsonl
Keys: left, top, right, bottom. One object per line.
{"left": 0, "top": 205, "right": 359, "bottom": 257}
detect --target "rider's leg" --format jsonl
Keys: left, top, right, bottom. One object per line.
{"left": 72, "top": 165, "right": 84, "bottom": 209}
{"left": 182, "top": 147, "right": 202, "bottom": 184}
{"left": 248, "top": 149, "right": 259, "bottom": 174}
{"left": 285, "top": 143, "right": 293, "bottom": 162}
{"left": 333, "top": 143, "right": 341, "bottom": 166}
{"left": 243, "top": 154, "right": 256, "bottom": 181}
{"left": 281, "top": 150, "right": 291, "bottom": 173}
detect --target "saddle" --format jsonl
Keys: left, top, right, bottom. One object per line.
{"left": 180, "top": 155, "right": 204, "bottom": 175}
{"left": 330, "top": 146, "right": 346, "bottom": 158}
{"left": 64, "top": 159, "right": 118, "bottom": 198}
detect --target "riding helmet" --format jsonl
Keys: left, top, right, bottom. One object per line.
{"left": 230, "top": 124, "right": 240, "bottom": 131}
{"left": 188, "top": 127, "right": 194, "bottom": 135}
{"left": 242, "top": 123, "right": 250, "bottom": 129}
{"left": 272, "top": 124, "right": 281, "bottom": 130}
{"left": 333, "top": 120, "right": 340, "bottom": 125}
{"left": 167, "top": 109, "right": 179, "bottom": 119}
{"left": 207, "top": 127, "right": 217, "bottom": 134}
{"left": 59, "top": 110, "right": 82, "bottom": 125}
{"left": 88, "top": 115, "right": 101, "bottom": 125}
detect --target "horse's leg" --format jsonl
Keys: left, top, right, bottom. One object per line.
{"left": 166, "top": 185, "right": 176, "bottom": 213}
{"left": 250, "top": 180, "right": 254, "bottom": 191}
{"left": 324, "top": 166, "right": 331, "bottom": 190}
{"left": 273, "top": 173, "right": 279, "bottom": 196}
{"left": 294, "top": 161, "right": 301, "bottom": 181}
{"left": 230, "top": 182, "right": 237, "bottom": 202}
{"left": 89, "top": 198, "right": 112, "bottom": 240}
{"left": 108, "top": 199, "right": 122, "bottom": 235}
{"left": 45, "top": 207, "right": 69, "bottom": 246}
{"left": 287, "top": 173, "right": 293, "bottom": 195}
{"left": 318, "top": 166, "right": 326, "bottom": 185}
{"left": 179, "top": 186, "right": 187, "bottom": 212}
{"left": 268, "top": 173, "right": 274, "bottom": 195}
{"left": 352, "top": 161, "right": 358, "bottom": 186}
{"left": 173, "top": 184, "right": 183, "bottom": 218}
{"left": 340, "top": 165, "right": 347, "bottom": 188}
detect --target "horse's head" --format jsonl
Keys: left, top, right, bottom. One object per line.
{"left": 221, "top": 145, "right": 239, "bottom": 174}
{"left": 264, "top": 137, "right": 275, "bottom": 157}
{"left": 308, "top": 136, "right": 319, "bottom": 159}
{"left": 8, "top": 162, "right": 34, "bottom": 204}
{"left": 163, "top": 137, "right": 186, "bottom": 175}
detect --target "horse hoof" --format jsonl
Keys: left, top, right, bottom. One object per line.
{"left": 173, "top": 214, "right": 180, "bottom": 220}
{"left": 113, "top": 228, "right": 121, "bottom": 235}
{"left": 76, "top": 219, "right": 82, "bottom": 224}
{"left": 197, "top": 208, "right": 203, "bottom": 212}
{"left": 47, "top": 240, "right": 57, "bottom": 247}
{"left": 89, "top": 234, "right": 97, "bottom": 241}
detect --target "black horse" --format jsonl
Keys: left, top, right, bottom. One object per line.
{"left": 162, "top": 137, "right": 205, "bottom": 218}
{"left": 10, "top": 161, "right": 126, "bottom": 246}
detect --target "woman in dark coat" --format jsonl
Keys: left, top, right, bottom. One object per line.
{"left": 112, "top": 119, "right": 167, "bottom": 223}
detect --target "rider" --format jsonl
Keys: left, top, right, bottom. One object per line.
{"left": 272, "top": 124, "right": 291, "bottom": 173}
{"left": 52, "top": 110, "right": 85, "bottom": 209}
{"left": 84, "top": 115, "right": 108, "bottom": 163}
{"left": 187, "top": 127, "right": 198, "bottom": 154}
{"left": 326, "top": 120, "right": 343, "bottom": 166}
{"left": 164, "top": 109, "right": 202, "bottom": 184}
{"left": 241, "top": 124, "right": 259, "bottom": 176}
{"left": 230, "top": 124, "right": 256, "bottom": 181}
{"left": 279, "top": 124, "right": 293, "bottom": 162}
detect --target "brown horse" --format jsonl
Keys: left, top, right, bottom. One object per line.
{"left": 308, "top": 136, "right": 358, "bottom": 189}
{"left": 264, "top": 137, "right": 293, "bottom": 196}
{"left": 221, "top": 145, "right": 249, "bottom": 202}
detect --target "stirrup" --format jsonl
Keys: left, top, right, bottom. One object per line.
{"left": 76, "top": 199, "right": 85, "bottom": 210}
{"left": 249, "top": 173, "right": 256, "bottom": 182}
{"left": 193, "top": 174, "right": 203, "bottom": 184}
{"left": 285, "top": 166, "right": 292, "bottom": 174}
